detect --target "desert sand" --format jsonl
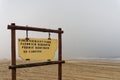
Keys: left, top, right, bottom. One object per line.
{"left": 0, "top": 59, "right": 120, "bottom": 80}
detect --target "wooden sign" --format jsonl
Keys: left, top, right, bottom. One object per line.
{"left": 18, "top": 38, "right": 57, "bottom": 61}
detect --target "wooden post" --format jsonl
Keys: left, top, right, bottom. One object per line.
{"left": 11, "top": 23, "right": 16, "bottom": 80}
{"left": 58, "top": 28, "right": 62, "bottom": 80}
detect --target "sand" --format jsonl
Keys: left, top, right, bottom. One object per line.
{"left": 0, "top": 59, "right": 120, "bottom": 80}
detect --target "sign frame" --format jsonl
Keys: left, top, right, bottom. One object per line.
{"left": 8, "top": 23, "right": 64, "bottom": 80}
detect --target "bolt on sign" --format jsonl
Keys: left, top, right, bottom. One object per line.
{"left": 18, "top": 38, "right": 57, "bottom": 61}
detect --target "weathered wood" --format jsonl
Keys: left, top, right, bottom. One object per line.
{"left": 8, "top": 23, "right": 64, "bottom": 80}
{"left": 9, "top": 61, "right": 65, "bottom": 69}
{"left": 11, "top": 23, "right": 16, "bottom": 80}
{"left": 58, "top": 28, "right": 62, "bottom": 80}
{"left": 8, "top": 24, "right": 64, "bottom": 33}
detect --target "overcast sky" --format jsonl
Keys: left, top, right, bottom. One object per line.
{"left": 1, "top": 0, "right": 120, "bottom": 59}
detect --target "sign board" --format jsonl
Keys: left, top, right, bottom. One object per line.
{"left": 18, "top": 38, "right": 58, "bottom": 61}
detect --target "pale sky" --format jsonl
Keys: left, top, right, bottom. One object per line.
{"left": 1, "top": 0, "right": 120, "bottom": 59}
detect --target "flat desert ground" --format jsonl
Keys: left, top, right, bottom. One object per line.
{"left": 0, "top": 59, "right": 120, "bottom": 80}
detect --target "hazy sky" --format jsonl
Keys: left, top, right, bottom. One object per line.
{"left": 1, "top": 0, "right": 120, "bottom": 59}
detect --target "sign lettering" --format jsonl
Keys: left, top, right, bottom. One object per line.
{"left": 18, "top": 38, "right": 57, "bottom": 61}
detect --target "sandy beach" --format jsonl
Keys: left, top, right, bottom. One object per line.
{"left": 0, "top": 59, "right": 120, "bottom": 80}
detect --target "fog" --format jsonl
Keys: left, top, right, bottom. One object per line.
{"left": 1, "top": 0, "right": 120, "bottom": 59}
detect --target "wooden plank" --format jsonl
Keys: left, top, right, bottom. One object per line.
{"left": 8, "top": 23, "right": 64, "bottom": 33}
{"left": 9, "top": 61, "right": 65, "bottom": 69}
